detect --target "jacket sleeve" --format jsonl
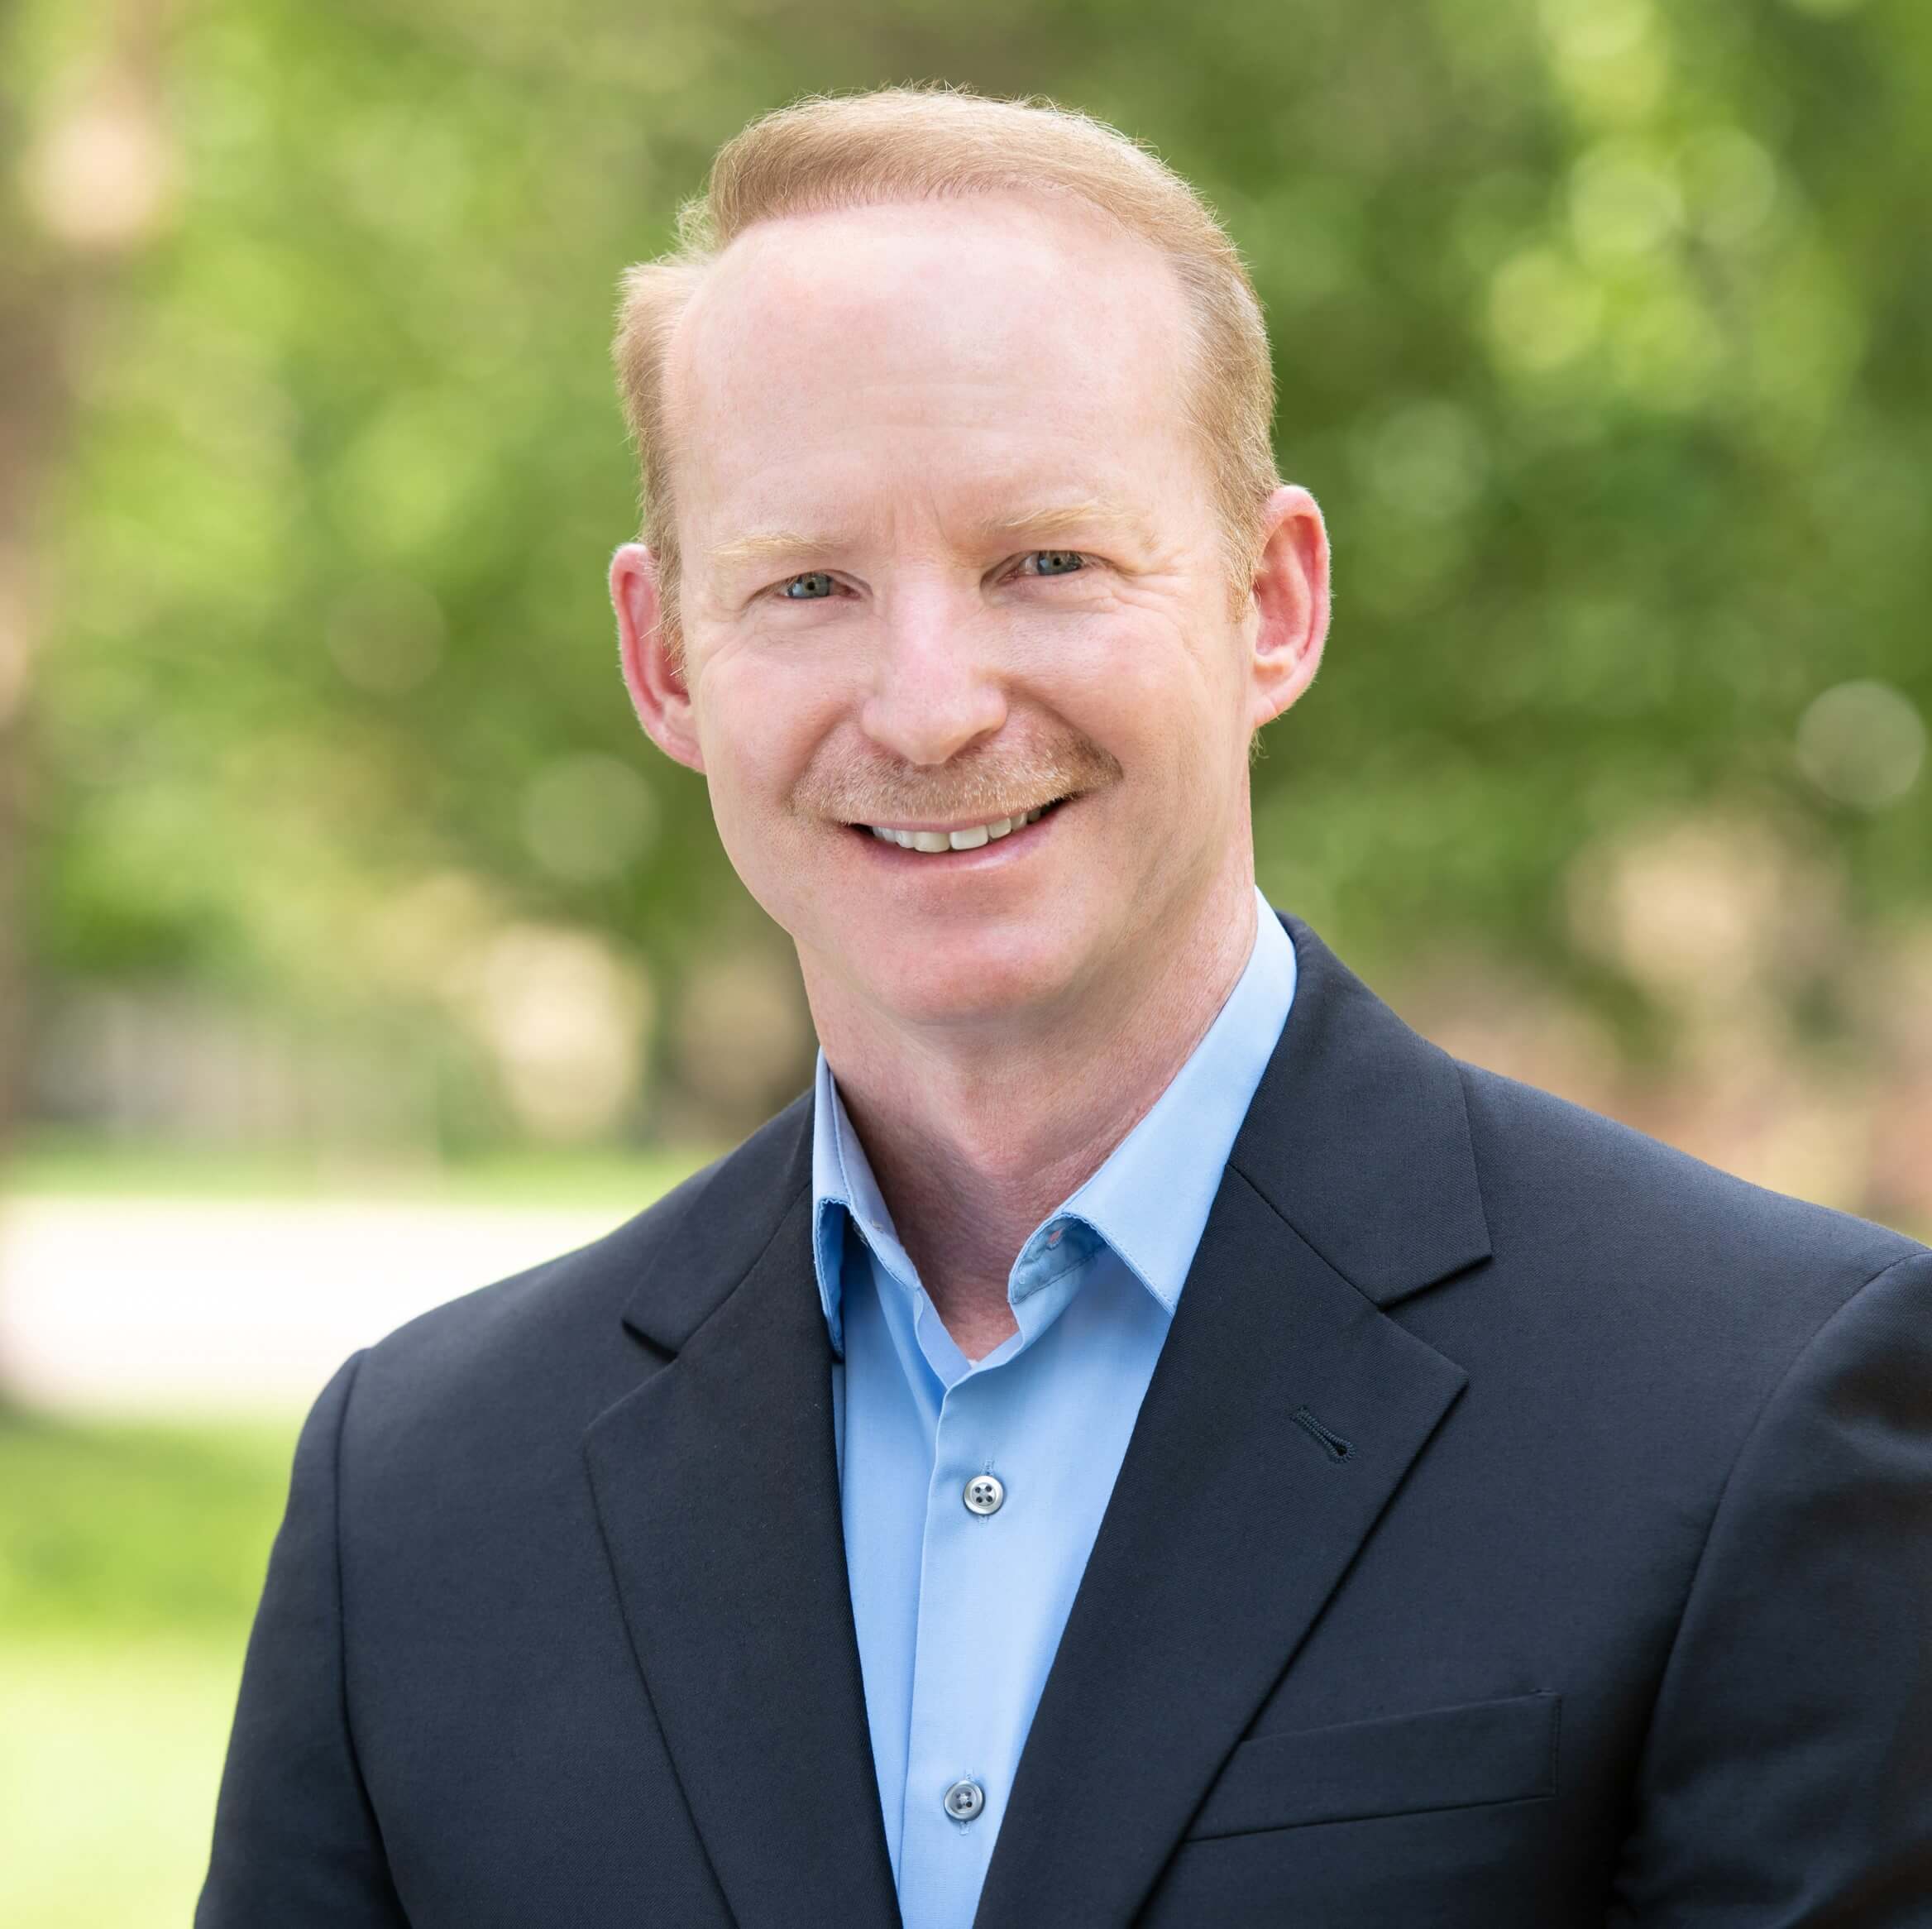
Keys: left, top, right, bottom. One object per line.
{"left": 196, "top": 1347, "right": 410, "bottom": 1927}
{"left": 1609, "top": 1245, "right": 1932, "bottom": 1922}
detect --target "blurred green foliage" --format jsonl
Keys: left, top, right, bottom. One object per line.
{"left": 6, "top": 0, "right": 1929, "bottom": 1145}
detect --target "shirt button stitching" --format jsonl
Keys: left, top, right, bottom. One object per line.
{"left": 943, "top": 1778, "right": 986, "bottom": 1822}
{"left": 963, "top": 1472, "right": 1005, "bottom": 1515}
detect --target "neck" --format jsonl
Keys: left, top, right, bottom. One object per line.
{"left": 805, "top": 864, "right": 1260, "bottom": 1361}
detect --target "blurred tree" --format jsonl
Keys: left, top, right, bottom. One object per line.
{"left": 7, "top": 0, "right": 1928, "bottom": 1160}
{"left": 2, "top": 0, "right": 186, "bottom": 1406}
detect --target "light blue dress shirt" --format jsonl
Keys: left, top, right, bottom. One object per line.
{"left": 810, "top": 886, "right": 1298, "bottom": 1929}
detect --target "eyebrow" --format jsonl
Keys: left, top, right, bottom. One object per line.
{"left": 703, "top": 495, "right": 1156, "bottom": 576}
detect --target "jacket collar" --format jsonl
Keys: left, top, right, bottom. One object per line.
{"left": 1236, "top": 908, "right": 1491, "bottom": 1304}
{"left": 619, "top": 903, "right": 1490, "bottom": 1356}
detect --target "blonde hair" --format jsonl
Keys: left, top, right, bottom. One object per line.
{"left": 611, "top": 82, "right": 1281, "bottom": 663}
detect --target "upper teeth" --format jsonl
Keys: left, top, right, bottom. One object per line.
{"left": 868, "top": 806, "right": 1050, "bottom": 852}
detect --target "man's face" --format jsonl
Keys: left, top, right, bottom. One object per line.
{"left": 619, "top": 192, "right": 1313, "bottom": 1033}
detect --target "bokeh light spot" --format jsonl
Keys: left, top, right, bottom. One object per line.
{"left": 521, "top": 753, "right": 659, "bottom": 883}
{"left": 1796, "top": 680, "right": 1925, "bottom": 810}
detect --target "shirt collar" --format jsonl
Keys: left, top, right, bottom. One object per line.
{"left": 811, "top": 885, "right": 1297, "bottom": 1357}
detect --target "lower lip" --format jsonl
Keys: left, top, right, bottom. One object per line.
{"left": 848, "top": 799, "right": 1070, "bottom": 869}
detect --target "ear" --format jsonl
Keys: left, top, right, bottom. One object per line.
{"left": 1246, "top": 483, "right": 1331, "bottom": 732}
{"left": 610, "top": 543, "right": 705, "bottom": 773}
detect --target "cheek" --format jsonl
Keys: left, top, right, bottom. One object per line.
{"left": 690, "top": 652, "right": 839, "bottom": 854}
{"left": 1052, "top": 610, "right": 1243, "bottom": 785}
{"left": 696, "top": 652, "right": 794, "bottom": 775}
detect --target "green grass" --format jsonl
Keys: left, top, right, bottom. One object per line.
{"left": 0, "top": 1411, "right": 298, "bottom": 1641}
{"left": 0, "top": 1639, "right": 253, "bottom": 1929}
{"left": 0, "top": 1414, "right": 300, "bottom": 1929}
{"left": 2, "top": 1132, "right": 721, "bottom": 1209}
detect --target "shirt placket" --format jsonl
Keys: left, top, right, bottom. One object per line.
{"left": 892, "top": 1227, "right": 1091, "bottom": 1927}
{"left": 896, "top": 1357, "right": 1010, "bottom": 1925}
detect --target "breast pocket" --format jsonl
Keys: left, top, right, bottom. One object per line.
{"left": 1183, "top": 1691, "right": 1560, "bottom": 1840}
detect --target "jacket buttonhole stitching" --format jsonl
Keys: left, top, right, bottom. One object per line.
{"left": 1290, "top": 1403, "right": 1355, "bottom": 1463}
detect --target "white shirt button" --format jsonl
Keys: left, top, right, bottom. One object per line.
{"left": 943, "top": 1778, "right": 986, "bottom": 1822}
{"left": 963, "top": 1473, "right": 1005, "bottom": 1516}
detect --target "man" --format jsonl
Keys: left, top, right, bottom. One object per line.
{"left": 198, "top": 84, "right": 1932, "bottom": 1927}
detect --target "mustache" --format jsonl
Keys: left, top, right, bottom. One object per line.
{"left": 794, "top": 737, "right": 1122, "bottom": 824}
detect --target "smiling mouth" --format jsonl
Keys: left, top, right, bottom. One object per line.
{"left": 849, "top": 795, "right": 1070, "bottom": 853}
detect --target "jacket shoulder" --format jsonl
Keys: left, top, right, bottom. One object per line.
{"left": 1452, "top": 1054, "right": 1925, "bottom": 1336}
{"left": 343, "top": 1089, "right": 813, "bottom": 1435}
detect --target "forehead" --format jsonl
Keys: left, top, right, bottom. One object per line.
{"left": 664, "top": 192, "right": 1203, "bottom": 538}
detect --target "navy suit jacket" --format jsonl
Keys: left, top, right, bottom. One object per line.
{"left": 198, "top": 907, "right": 1932, "bottom": 1926}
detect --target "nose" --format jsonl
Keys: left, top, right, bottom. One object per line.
{"left": 858, "top": 586, "right": 1007, "bottom": 767}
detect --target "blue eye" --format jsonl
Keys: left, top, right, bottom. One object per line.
{"left": 776, "top": 553, "right": 1088, "bottom": 600}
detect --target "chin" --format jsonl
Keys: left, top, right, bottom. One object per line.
{"left": 858, "top": 930, "right": 1085, "bottom": 1029}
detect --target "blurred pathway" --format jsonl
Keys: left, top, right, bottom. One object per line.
{"left": 0, "top": 1196, "right": 632, "bottom": 1415}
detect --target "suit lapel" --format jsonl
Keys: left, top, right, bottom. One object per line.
{"left": 581, "top": 1104, "right": 900, "bottom": 1929}
{"left": 972, "top": 909, "right": 1491, "bottom": 1927}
